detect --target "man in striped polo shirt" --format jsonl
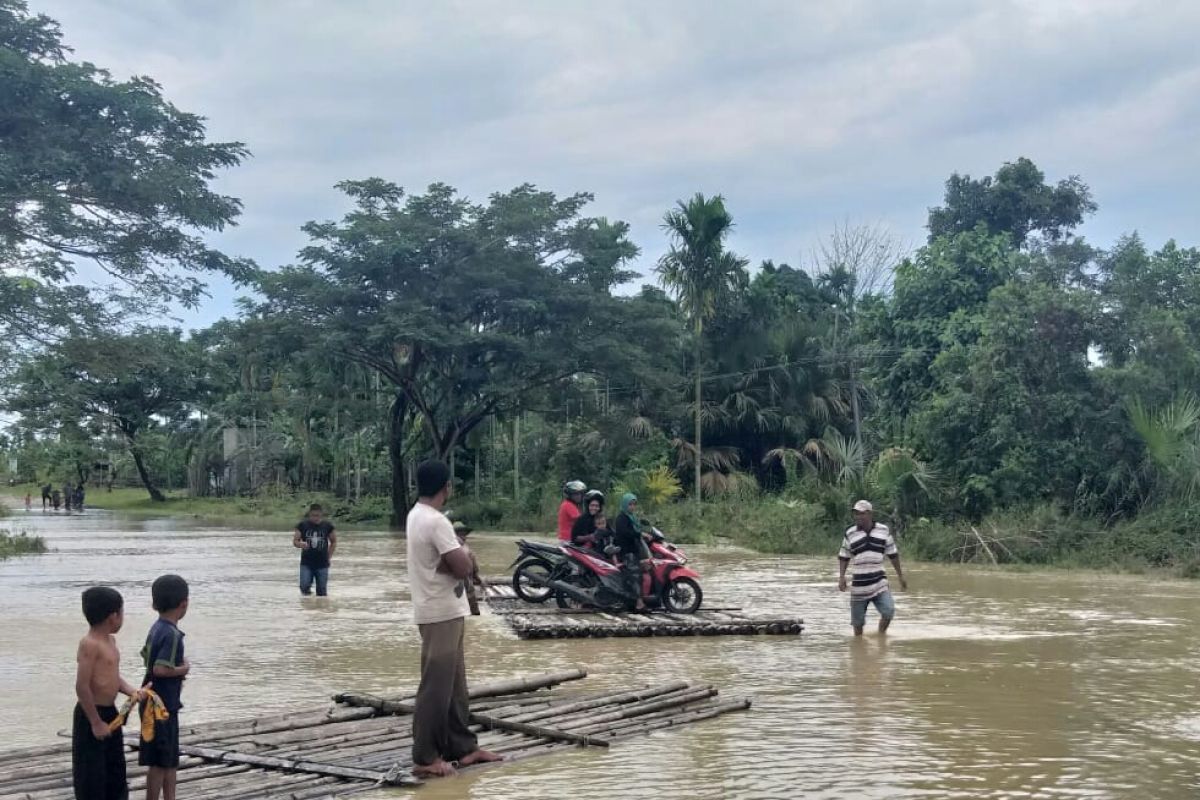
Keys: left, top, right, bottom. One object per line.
{"left": 838, "top": 500, "right": 908, "bottom": 635}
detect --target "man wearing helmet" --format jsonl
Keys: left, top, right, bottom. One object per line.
{"left": 558, "top": 480, "right": 586, "bottom": 541}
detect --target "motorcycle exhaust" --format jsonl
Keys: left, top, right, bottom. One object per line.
{"left": 544, "top": 579, "right": 595, "bottom": 608}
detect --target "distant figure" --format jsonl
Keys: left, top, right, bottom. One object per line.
{"left": 293, "top": 504, "right": 337, "bottom": 596}
{"left": 41, "top": 483, "right": 52, "bottom": 510}
{"left": 52, "top": 490, "right": 61, "bottom": 511}
{"left": 837, "top": 500, "right": 909, "bottom": 636}
{"left": 75, "top": 485, "right": 86, "bottom": 511}
{"left": 63, "top": 483, "right": 73, "bottom": 512}
{"left": 406, "top": 460, "right": 501, "bottom": 778}
{"left": 24, "top": 493, "right": 32, "bottom": 512}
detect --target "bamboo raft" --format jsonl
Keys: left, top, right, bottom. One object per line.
{"left": 483, "top": 583, "right": 805, "bottom": 639}
{"left": 0, "top": 669, "right": 749, "bottom": 799}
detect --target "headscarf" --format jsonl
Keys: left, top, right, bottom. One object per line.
{"left": 619, "top": 493, "right": 641, "bottom": 534}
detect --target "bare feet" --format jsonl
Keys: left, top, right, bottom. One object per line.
{"left": 458, "top": 749, "right": 504, "bottom": 766}
{"left": 413, "top": 759, "right": 456, "bottom": 778}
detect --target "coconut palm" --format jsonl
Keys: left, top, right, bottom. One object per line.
{"left": 656, "top": 194, "right": 749, "bottom": 509}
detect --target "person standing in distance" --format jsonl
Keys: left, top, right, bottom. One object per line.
{"left": 406, "top": 460, "right": 502, "bottom": 778}
{"left": 293, "top": 504, "right": 337, "bottom": 597}
{"left": 838, "top": 500, "right": 908, "bottom": 636}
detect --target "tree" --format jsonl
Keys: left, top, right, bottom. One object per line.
{"left": 913, "top": 279, "right": 1121, "bottom": 517}
{"left": 927, "top": 157, "right": 1096, "bottom": 246}
{"left": 4, "top": 327, "right": 209, "bottom": 501}
{"left": 0, "top": 0, "right": 251, "bottom": 348}
{"left": 810, "top": 222, "right": 908, "bottom": 447}
{"left": 656, "top": 193, "right": 749, "bottom": 509}
{"left": 257, "top": 180, "right": 664, "bottom": 524}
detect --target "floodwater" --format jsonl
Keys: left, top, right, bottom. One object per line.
{"left": 1, "top": 505, "right": 1199, "bottom": 799}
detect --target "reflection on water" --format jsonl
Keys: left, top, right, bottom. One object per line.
{"left": 2, "top": 506, "right": 1199, "bottom": 798}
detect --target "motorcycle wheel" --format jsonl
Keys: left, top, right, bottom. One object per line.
{"left": 512, "top": 559, "right": 554, "bottom": 603}
{"left": 662, "top": 577, "right": 703, "bottom": 614}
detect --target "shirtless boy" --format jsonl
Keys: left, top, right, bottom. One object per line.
{"left": 74, "top": 587, "right": 145, "bottom": 800}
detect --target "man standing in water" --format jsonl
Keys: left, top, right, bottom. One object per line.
{"left": 293, "top": 504, "right": 337, "bottom": 597}
{"left": 838, "top": 500, "right": 908, "bottom": 636}
{"left": 406, "top": 460, "right": 501, "bottom": 778}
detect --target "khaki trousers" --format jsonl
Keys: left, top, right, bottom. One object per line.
{"left": 412, "top": 616, "right": 477, "bottom": 765}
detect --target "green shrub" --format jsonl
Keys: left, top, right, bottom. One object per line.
{"left": 0, "top": 530, "right": 47, "bottom": 559}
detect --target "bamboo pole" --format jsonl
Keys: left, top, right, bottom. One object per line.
{"left": 123, "top": 741, "right": 418, "bottom": 787}
{"left": 467, "top": 712, "right": 609, "bottom": 748}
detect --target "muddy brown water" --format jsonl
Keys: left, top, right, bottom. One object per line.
{"left": 1, "top": 506, "right": 1198, "bottom": 798}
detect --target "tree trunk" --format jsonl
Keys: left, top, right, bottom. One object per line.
{"left": 388, "top": 394, "right": 410, "bottom": 528}
{"left": 694, "top": 319, "right": 703, "bottom": 513}
{"left": 128, "top": 438, "right": 165, "bottom": 502}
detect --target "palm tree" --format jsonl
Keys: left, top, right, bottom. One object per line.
{"left": 1128, "top": 394, "right": 1200, "bottom": 501}
{"left": 656, "top": 194, "right": 749, "bottom": 510}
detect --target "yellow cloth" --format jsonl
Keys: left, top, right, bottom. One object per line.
{"left": 138, "top": 689, "right": 170, "bottom": 742}
{"left": 106, "top": 688, "right": 170, "bottom": 742}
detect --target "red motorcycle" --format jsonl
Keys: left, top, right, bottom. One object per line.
{"left": 547, "top": 527, "right": 703, "bottom": 613}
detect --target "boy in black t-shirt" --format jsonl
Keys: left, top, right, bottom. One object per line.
{"left": 293, "top": 503, "right": 337, "bottom": 596}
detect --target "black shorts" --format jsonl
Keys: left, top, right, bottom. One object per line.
{"left": 137, "top": 709, "right": 180, "bottom": 769}
{"left": 72, "top": 704, "right": 128, "bottom": 800}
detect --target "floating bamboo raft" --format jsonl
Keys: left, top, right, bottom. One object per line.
{"left": 483, "top": 583, "right": 804, "bottom": 639}
{"left": 0, "top": 669, "right": 749, "bottom": 799}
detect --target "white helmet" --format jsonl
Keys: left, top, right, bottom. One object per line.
{"left": 563, "top": 480, "right": 586, "bottom": 496}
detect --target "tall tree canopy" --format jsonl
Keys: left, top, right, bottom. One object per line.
{"left": 0, "top": 0, "right": 250, "bottom": 349}
{"left": 6, "top": 326, "right": 209, "bottom": 501}
{"left": 656, "top": 193, "right": 749, "bottom": 508}
{"left": 257, "top": 180, "right": 670, "bottom": 522}
{"left": 927, "top": 157, "right": 1096, "bottom": 245}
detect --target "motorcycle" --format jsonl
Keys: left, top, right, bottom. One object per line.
{"left": 546, "top": 526, "right": 704, "bottom": 614}
{"left": 509, "top": 539, "right": 569, "bottom": 603}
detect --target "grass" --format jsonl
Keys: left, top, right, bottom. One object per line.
{"left": 652, "top": 495, "right": 1200, "bottom": 578}
{"left": 10, "top": 484, "right": 397, "bottom": 531}
{"left": 10, "top": 481, "right": 1200, "bottom": 577}
{"left": 0, "top": 530, "right": 47, "bottom": 560}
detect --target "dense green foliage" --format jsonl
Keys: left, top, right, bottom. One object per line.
{"left": 0, "top": 0, "right": 248, "bottom": 355}
{"left": 2, "top": 5, "right": 1199, "bottom": 574}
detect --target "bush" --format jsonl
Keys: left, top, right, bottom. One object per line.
{"left": 0, "top": 530, "right": 47, "bottom": 559}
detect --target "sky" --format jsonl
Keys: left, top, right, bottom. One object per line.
{"left": 34, "top": 0, "right": 1200, "bottom": 331}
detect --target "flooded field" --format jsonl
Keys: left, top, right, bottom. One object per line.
{"left": 1, "top": 506, "right": 1198, "bottom": 798}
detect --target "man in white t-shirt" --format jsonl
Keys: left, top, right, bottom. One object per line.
{"left": 406, "top": 460, "right": 502, "bottom": 778}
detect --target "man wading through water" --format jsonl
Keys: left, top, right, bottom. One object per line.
{"left": 406, "top": 460, "right": 502, "bottom": 778}
{"left": 838, "top": 500, "right": 908, "bottom": 635}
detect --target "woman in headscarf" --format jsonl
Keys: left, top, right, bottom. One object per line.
{"left": 571, "top": 490, "right": 609, "bottom": 550}
{"left": 613, "top": 493, "right": 651, "bottom": 610}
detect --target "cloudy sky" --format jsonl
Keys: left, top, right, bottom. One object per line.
{"left": 36, "top": 0, "right": 1200, "bottom": 329}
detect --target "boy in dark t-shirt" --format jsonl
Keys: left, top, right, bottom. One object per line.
{"left": 140, "top": 574, "right": 189, "bottom": 800}
{"left": 293, "top": 503, "right": 337, "bottom": 597}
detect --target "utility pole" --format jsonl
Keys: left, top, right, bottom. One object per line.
{"left": 512, "top": 414, "right": 520, "bottom": 505}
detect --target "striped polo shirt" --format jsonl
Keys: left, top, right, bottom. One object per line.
{"left": 838, "top": 523, "right": 897, "bottom": 600}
